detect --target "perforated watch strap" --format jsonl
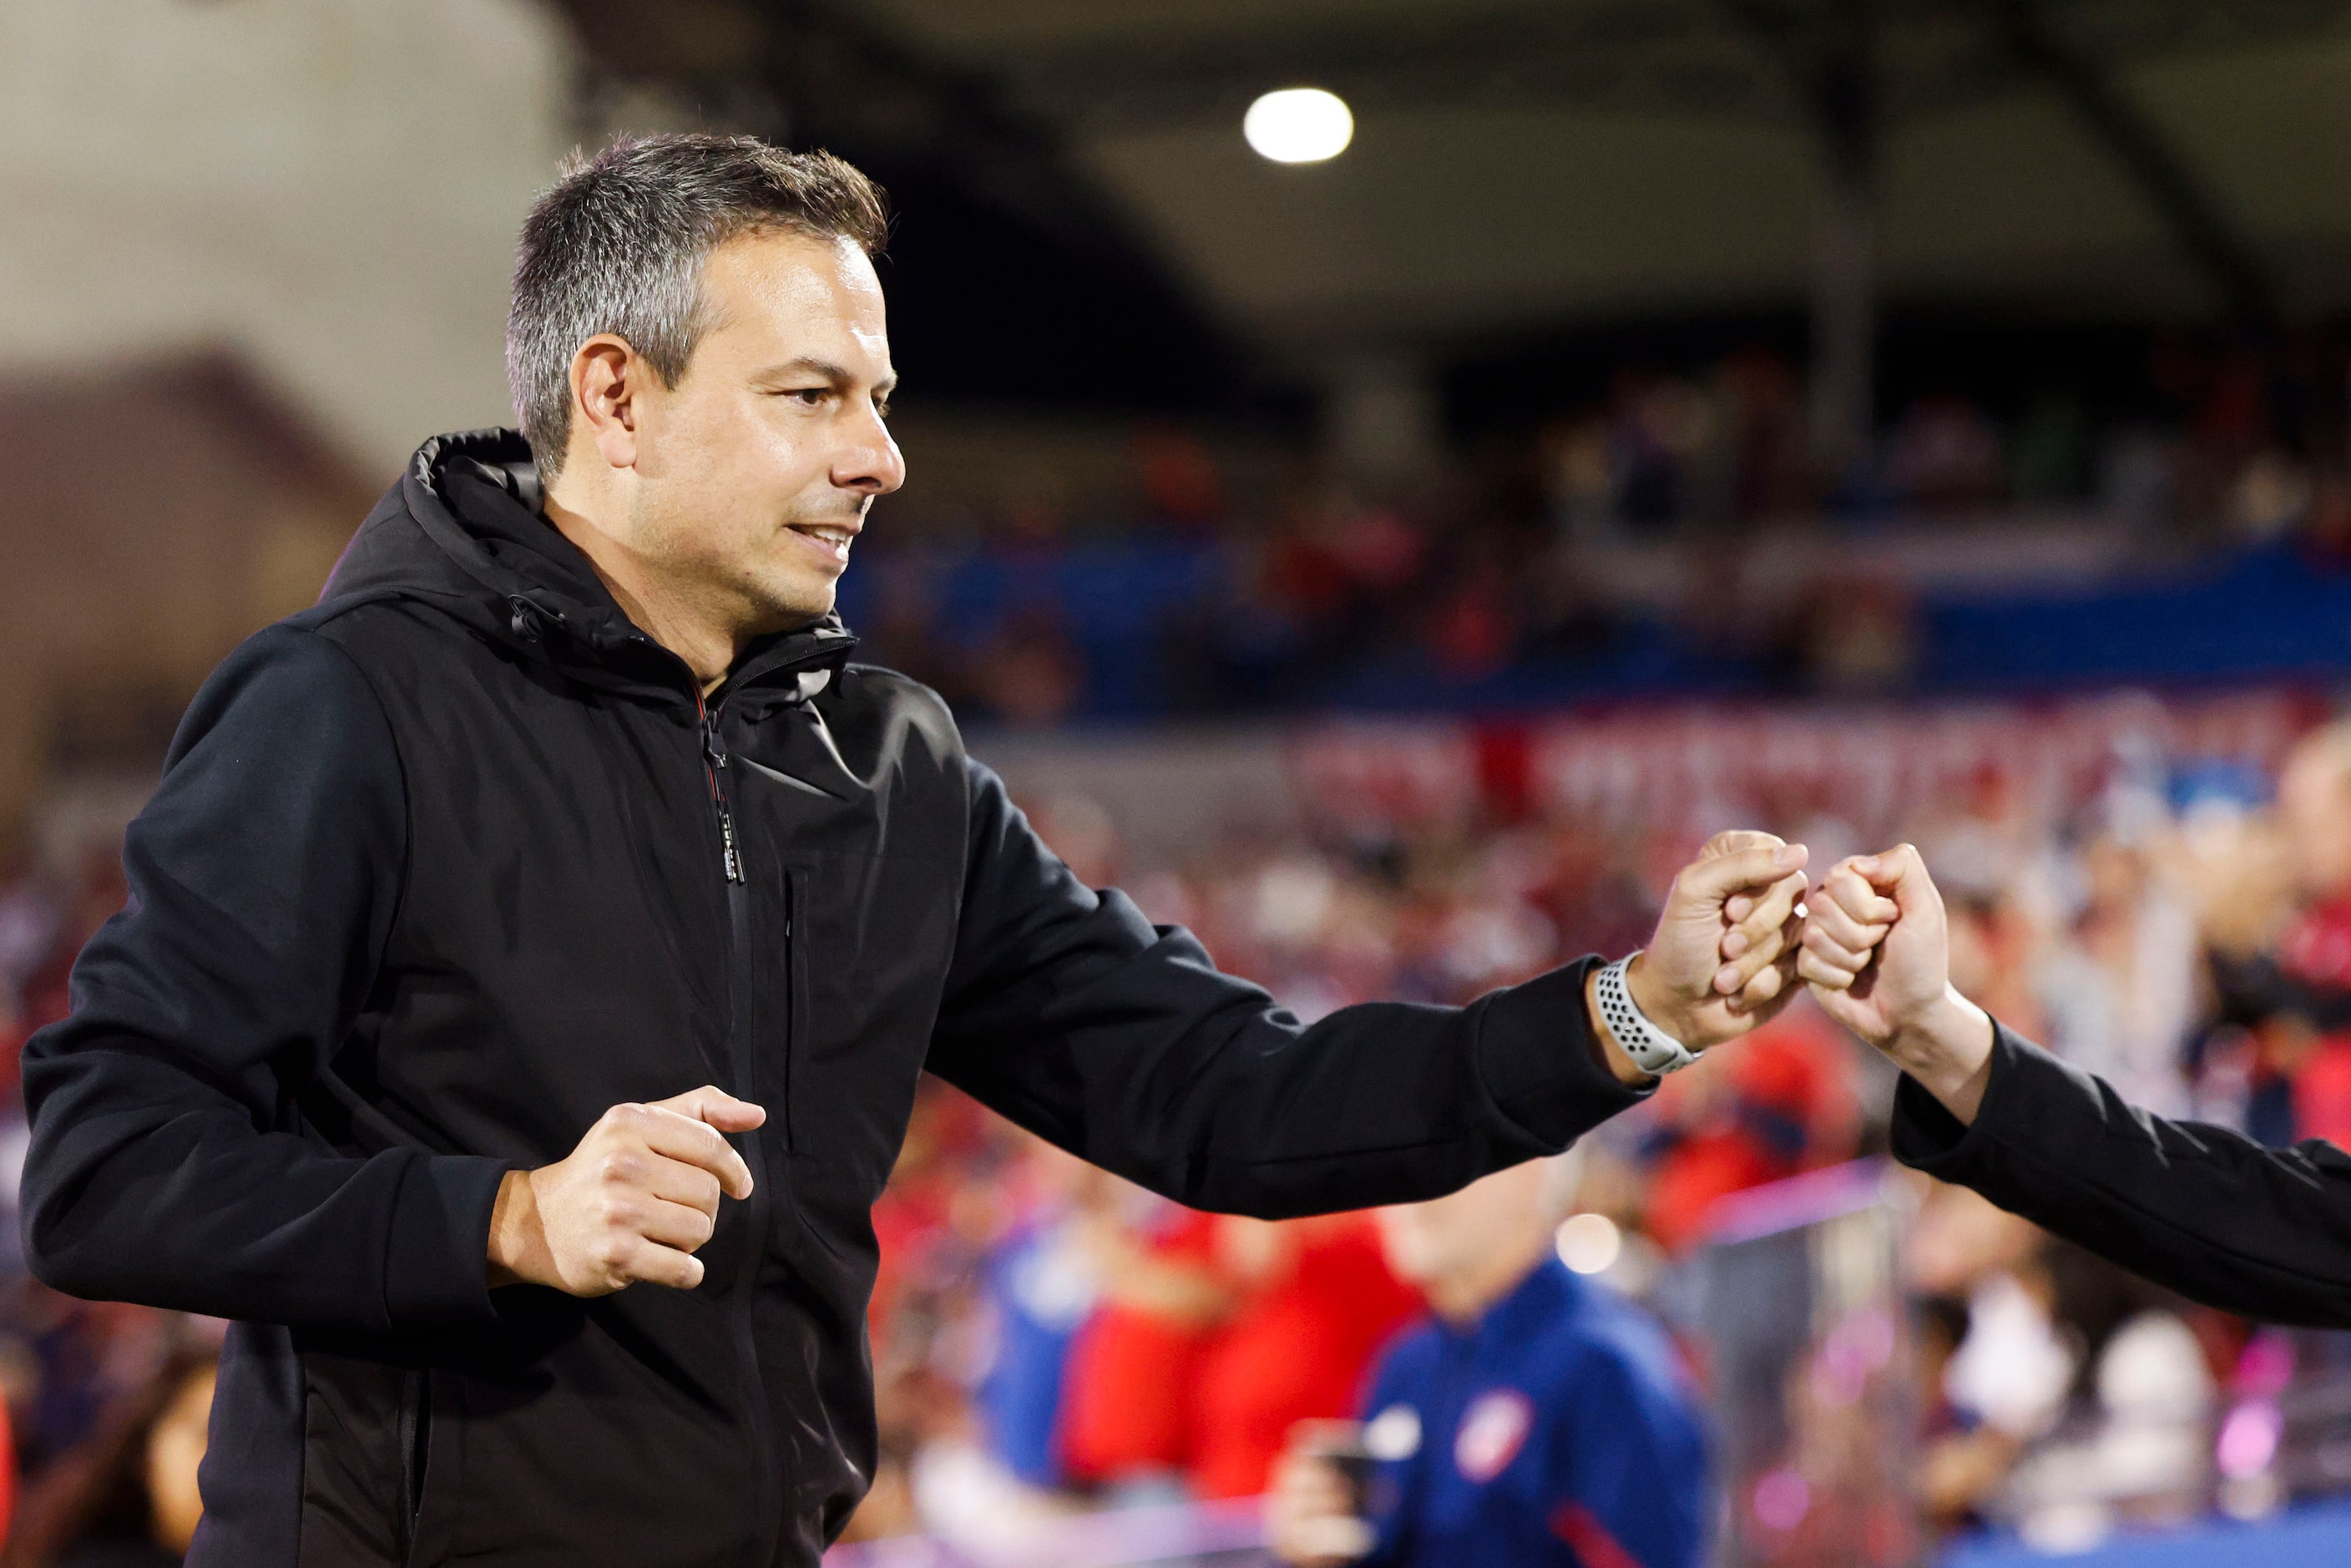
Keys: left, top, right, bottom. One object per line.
{"left": 1595, "top": 953, "right": 1700, "bottom": 1075}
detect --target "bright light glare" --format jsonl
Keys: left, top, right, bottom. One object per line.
{"left": 1555, "top": 1212, "right": 1621, "bottom": 1276}
{"left": 1244, "top": 88, "right": 1354, "bottom": 164}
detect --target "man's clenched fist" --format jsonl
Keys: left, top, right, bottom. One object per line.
{"left": 1642, "top": 831, "right": 1811, "bottom": 1027}
{"left": 1799, "top": 843, "right": 1996, "bottom": 1122}
{"left": 486, "top": 1085, "right": 766, "bottom": 1296}
{"left": 1582, "top": 832, "right": 1811, "bottom": 1085}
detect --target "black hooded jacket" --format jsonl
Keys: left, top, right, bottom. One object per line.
{"left": 19, "top": 430, "right": 1648, "bottom": 1567}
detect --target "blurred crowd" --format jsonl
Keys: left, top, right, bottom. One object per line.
{"left": 855, "top": 329, "right": 2351, "bottom": 724}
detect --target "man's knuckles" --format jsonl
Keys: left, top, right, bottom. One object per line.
{"left": 1727, "top": 921, "right": 1792, "bottom": 977}
{"left": 604, "top": 1101, "right": 658, "bottom": 1134}
{"left": 1797, "top": 952, "right": 1852, "bottom": 988}
{"left": 1807, "top": 898, "right": 1887, "bottom": 950}
{"left": 595, "top": 1150, "right": 648, "bottom": 1186}
{"left": 1728, "top": 887, "right": 1802, "bottom": 953}
{"left": 1825, "top": 884, "right": 1898, "bottom": 928}
{"left": 1800, "top": 947, "right": 1868, "bottom": 983}
{"left": 1799, "top": 931, "right": 1873, "bottom": 971}
{"left": 589, "top": 1232, "right": 637, "bottom": 1275}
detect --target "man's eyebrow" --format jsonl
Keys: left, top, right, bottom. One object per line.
{"left": 756, "top": 356, "right": 855, "bottom": 386}
{"left": 756, "top": 357, "right": 897, "bottom": 399}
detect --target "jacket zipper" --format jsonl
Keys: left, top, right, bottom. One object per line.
{"left": 695, "top": 691, "right": 781, "bottom": 1562}
{"left": 699, "top": 698, "right": 746, "bottom": 884}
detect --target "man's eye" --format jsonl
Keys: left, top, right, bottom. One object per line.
{"left": 784, "top": 388, "right": 829, "bottom": 407}
{"left": 872, "top": 398, "right": 892, "bottom": 420}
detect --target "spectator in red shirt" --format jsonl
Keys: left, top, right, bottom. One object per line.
{"left": 1641, "top": 1004, "right": 1860, "bottom": 1252}
{"left": 1190, "top": 1214, "right": 1421, "bottom": 1500}
{"left": 1054, "top": 1191, "right": 1231, "bottom": 1495}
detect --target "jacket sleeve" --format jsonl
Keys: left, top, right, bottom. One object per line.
{"left": 1892, "top": 1021, "right": 2351, "bottom": 1327}
{"left": 923, "top": 759, "right": 1651, "bottom": 1219}
{"left": 18, "top": 624, "right": 512, "bottom": 1330}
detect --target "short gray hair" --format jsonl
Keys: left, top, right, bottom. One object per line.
{"left": 506, "top": 134, "right": 890, "bottom": 487}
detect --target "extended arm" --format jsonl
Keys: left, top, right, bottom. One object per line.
{"left": 18, "top": 625, "right": 509, "bottom": 1330}
{"left": 1893, "top": 1024, "right": 2351, "bottom": 1328}
{"left": 1804, "top": 844, "right": 2351, "bottom": 1328}
{"left": 926, "top": 760, "right": 1808, "bottom": 1220}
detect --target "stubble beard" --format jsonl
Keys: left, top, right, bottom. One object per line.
{"left": 632, "top": 488, "right": 840, "bottom": 640}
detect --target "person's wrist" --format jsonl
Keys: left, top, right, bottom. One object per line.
{"left": 486, "top": 1166, "right": 544, "bottom": 1288}
{"left": 1890, "top": 986, "right": 1995, "bottom": 1108}
{"left": 1623, "top": 949, "right": 1703, "bottom": 1050}
{"left": 1624, "top": 951, "right": 1669, "bottom": 1034}
{"left": 1583, "top": 964, "right": 1658, "bottom": 1088}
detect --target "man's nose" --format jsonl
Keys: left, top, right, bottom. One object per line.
{"left": 835, "top": 407, "right": 905, "bottom": 498}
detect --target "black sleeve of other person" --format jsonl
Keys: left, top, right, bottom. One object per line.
{"left": 926, "top": 760, "right": 1651, "bottom": 1219}
{"left": 1892, "top": 1023, "right": 2351, "bottom": 1328}
{"left": 17, "top": 626, "right": 511, "bottom": 1330}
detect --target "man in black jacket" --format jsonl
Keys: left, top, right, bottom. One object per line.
{"left": 1800, "top": 843, "right": 2351, "bottom": 1328}
{"left": 19, "top": 134, "right": 1813, "bottom": 1567}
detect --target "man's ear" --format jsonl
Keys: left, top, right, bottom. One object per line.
{"left": 569, "top": 335, "right": 642, "bottom": 472}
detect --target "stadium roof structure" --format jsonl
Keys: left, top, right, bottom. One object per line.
{"left": 549, "top": 0, "right": 2351, "bottom": 402}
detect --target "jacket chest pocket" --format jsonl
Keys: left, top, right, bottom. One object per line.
{"left": 778, "top": 852, "right": 958, "bottom": 1185}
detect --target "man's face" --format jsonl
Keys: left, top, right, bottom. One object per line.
{"left": 620, "top": 229, "right": 903, "bottom": 633}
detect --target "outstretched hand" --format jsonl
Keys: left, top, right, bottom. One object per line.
{"left": 1620, "top": 830, "right": 1812, "bottom": 1055}
{"left": 1798, "top": 844, "right": 1996, "bottom": 1121}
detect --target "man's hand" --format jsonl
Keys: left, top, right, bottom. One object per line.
{"left": 1267, "top": 1421, "right": 1374, "bottom": 1567}
{"left": 1798, "top": 844, "right": 1996, "bottom": 1122}
{"left": 1598, "top": 832, "right": 1810, "bottom": 1080}
{"left": 487, "top": 1085, "right": 766, "bottom": 1296}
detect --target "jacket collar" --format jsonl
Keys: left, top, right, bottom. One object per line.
{"left": 326, "top": 429, "right": 857, "bottom": 710}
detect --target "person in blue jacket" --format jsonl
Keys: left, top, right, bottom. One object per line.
{"left": 1269, "top": 1156, "right": 1710, "bottom": 1568}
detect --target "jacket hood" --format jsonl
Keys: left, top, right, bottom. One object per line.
{"left": 323, "top": 428, "right": 857, "bottom": 709}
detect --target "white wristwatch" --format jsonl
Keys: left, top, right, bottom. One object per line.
{"left": 1594, "top": 953, "right": 1700, "bottom": 1076}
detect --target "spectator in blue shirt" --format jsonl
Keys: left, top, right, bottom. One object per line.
{"left": 974, "top": 1208, "right": 1096, "bottom": 1488}
{"left": 1268, "top": 1157, "right": 1710, "bottom": 1568}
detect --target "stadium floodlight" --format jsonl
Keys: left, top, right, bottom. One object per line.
{"left": 1243, "top": 88, "right": 1354, "bottom": 164}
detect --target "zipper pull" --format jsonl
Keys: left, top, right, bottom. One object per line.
{"left": 701, "top": 708, "right": 746, "bottom": 885}
{"left": 716, "top": 803, "right": 746, "bottom": 885}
